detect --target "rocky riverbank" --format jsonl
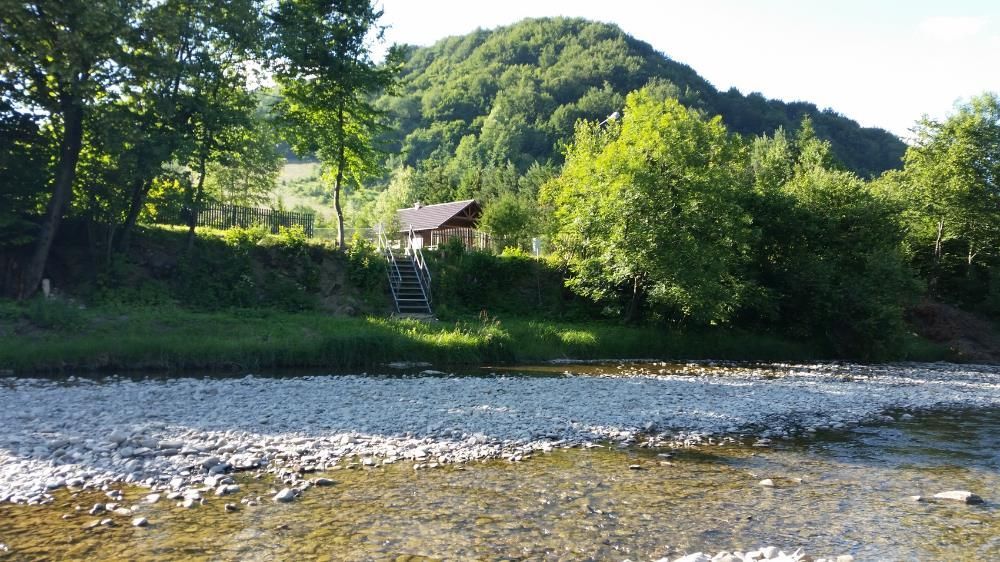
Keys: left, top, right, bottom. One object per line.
{"left": 1, "top": 361, "right": 998, "bottom": 508}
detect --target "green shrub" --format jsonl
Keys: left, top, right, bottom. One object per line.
{"left": 24, "top": 298, "right": 86, "bottom": 331}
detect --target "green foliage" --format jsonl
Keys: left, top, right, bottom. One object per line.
{"left": 0, "top": 101, "right": 48, "bottom": 248}
{"left": 543, "top": 90, "right": 752, "bottom": 324}
{"left": 204, "top": 119, "right": 284, "bottom": 207}
{"left": 0, "top": 303, "right": 840, "bottom": 373}
{"left": 746, "top": 122, "right": 916, "bottom": 358}
{"left": 22, "top": 298, "right": 87, "bottom": 332}
{"left": 376, "top": 17, "right": 903, "bottom": 185}
{"left": 345, "top": 239, "right": 387, "bottom": 305}
{"left": 222, "top": 225, "right": 269, "bottom": 251}
{"left": 271, "top": 0, "right": 401, "bottom": 248}
{"left": 879, "top": 93, "right": 1000, "bottom": 311}
{"left": 428, "top": 248, "right": 591, "bottom": 320}
{"left": 478, "top": 192, "right": 539, "bottom": 251}
{"left": 263, "top": 225, "right": 309, "bottom": 255}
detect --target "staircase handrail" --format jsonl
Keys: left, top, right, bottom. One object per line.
{"left": 407, "top": 226, "right": 432, "bottom": 305}
{"left": 376, "top": 223, "right": 403, "bottom": 311}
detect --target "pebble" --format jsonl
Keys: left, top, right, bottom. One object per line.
{"left": 132, "top": 517, "right": 148, "bottom": 527}
{"left": 759, "top": 479, "right": 775, "bottom": 487}
{"left": 1, "top": 363, "right": 999, "bottom": 508}
{"left": 273, "top": 488, "right": 297, "bottom": 503}
{"left": 215, "top": 484, "right": 240, "bottom": 496}
{"left": 224, "top": 503, "right": 238, "bottom": 512}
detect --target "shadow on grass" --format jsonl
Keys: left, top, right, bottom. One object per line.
{"left": 0, "top": 302, "right": 893, "bottom": 375}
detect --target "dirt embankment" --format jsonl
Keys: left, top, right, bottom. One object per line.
{"left": 907, "top": 301, "right": 1000, "bottom": 363}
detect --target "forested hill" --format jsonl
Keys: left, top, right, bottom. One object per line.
{"left": 376, "top": 17, "right": 905, "bottom": 178}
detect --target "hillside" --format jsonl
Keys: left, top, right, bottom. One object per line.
{"left": 376, "top": 17, "right": 904, "bottom": 179}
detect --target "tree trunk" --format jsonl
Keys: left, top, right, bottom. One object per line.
{"left": 933, "top": 218, "right": 944, "bottom": 264}
{"left": 928, "top": 217, "right": 945, "bottom": 294}
{"left": 118, "top": 178, "right": 152, "bottom": 254}
{"left": 334, "top": 105, "right": 346, "bottom": 250}
{"left": 624, "top": 275, "right": 643, "bottom": 324}
{"left": 185, "top": 141, "right": 211, "bottom": 252}
{"left": 17, "top": 100, "right": 85, "bottom": 300}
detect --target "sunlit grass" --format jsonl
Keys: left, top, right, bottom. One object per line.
{"left": 0, "top": 300, "right": 948, "bottom": 374}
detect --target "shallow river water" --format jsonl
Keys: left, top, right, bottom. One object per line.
{"left": 1, "top": 405, "right": 997, "bottom": 561}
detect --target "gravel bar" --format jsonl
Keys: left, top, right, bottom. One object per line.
{"left": 1, "top": 361, "right": 998, "bottom": 505}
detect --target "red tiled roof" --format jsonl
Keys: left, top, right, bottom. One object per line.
{"left": 397, "top": 199, "right": 479, "bottom": 232}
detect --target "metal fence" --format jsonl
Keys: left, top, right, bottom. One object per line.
{"left": 431, "top": 227, "right": 492, "bottom": 251}
{"left": 191, "top": 203, "right": 315, "bottom": 237}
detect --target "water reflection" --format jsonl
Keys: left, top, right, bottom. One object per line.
{"left": 1, "top": 409, "right": 997, "bottom": 560}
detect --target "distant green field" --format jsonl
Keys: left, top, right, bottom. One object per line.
{"left": 273, "top": 161, "right": 336, "bottom": 223}
{"left": 279, "top": 161, "right": 320, "bottom": 183}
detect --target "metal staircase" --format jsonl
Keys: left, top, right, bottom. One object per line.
{"left": 377, "top": 225, "right": 432, "bottom": 315}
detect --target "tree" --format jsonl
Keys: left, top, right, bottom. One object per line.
{"left": 270, "top": 0, "right": 400, "bottom": 249}
{"left": 479, "top": 192, "right": 538, "bottom": 251}
{"left": 0, "top": 0, "right": 142, "bottom": 298}
{"left": 203, "top": 119, "right": 282, "bottom": 207}
{"left": 747, "top": 122, "right": 915, "bottom": 358}
{"left": 115, "top": 0, "right": 267, "bottom": 253}
{"left": 542, "top": 90, "right": 752, "bottom": 323}
{"left": 893, "top": 93, "right": 1000, "bottom": 299}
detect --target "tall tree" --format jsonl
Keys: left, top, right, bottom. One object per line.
{"left": 115, "top": 0, "right": 266, "bottom": 253}
{"left": 270, "top": 0, "right": 399, "bottom": 249}
{"left": 542, "top": 90, "right": 752, "bottom": 324}
{"left": 0, "top": 0, "right": 142, "bottom": 298}
{"left": 895, "top": 93, "right": 1000, "bottom": 295}
{"left": 748, "top": 122, "right": 914, "bottom": 358}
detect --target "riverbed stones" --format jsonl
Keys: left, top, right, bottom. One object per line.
{"left": 107, "top": 430, "right": 128, "bottom": 445}
{"left": 759, "top": 479, "right": 775, "bottom": 487}
{"left": 215, "top": 484, "right": 240, "bottom": 496}
{"left": 131, "top": 517, "right": 148, "bottom": 527}
{"left": 1, "top": 362, "right": 1000, "bottom": 508}
{"left": 932, "top": 490, "right": 984, "bottom": 504}
{"left": 273, "top": 488, "right": 297, "bottom": 502}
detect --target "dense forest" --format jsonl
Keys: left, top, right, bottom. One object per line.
{"left": 3, "top": 3, "right": 1000, "bottom": 359}
{"left": 376, "top": 18, "right": 904, "bottom": 188}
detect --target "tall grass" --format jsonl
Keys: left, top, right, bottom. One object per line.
{"left": 0, "top": 300, "right": 948, "bottom": 374}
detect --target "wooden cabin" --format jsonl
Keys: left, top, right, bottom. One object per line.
{"left": 396, "top": 199, "right": 490, "bottom": 250}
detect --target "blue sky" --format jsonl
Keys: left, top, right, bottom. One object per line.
{"left": 376, "top": 0, "right": 999, "bottom": 138}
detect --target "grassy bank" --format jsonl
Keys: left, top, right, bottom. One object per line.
{"left": 0, "top": 300, "right": 951, "bottom": 374}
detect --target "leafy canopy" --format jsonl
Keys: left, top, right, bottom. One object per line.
{"left": 542, "top": 90, "right": 752, "bottom": 324}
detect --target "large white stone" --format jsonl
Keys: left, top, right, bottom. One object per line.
{"left": 932, "top": 490, "right": 984, "bottom": 504}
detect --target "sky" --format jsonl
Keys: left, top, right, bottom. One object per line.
{"left": 375, "top": 0, "right": 1000, "bottom": 139}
